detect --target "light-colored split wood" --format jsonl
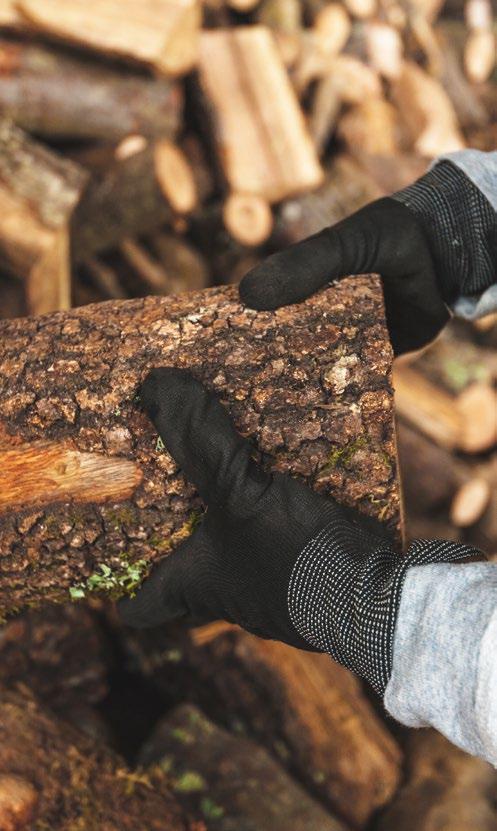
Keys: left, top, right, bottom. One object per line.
{"left": 16, "top": 0, "right": 201, "bottom": 76}
{"left": 223, "top": 193, "right": 274, "bottom": 246}
{"left": 0, "top": 441, "right": 142, "bottom": 514}
{"left": 450, "top": 478, "right": 491, "bottom": 527}
{"left": 198, "top": 26, "right": 323, "bottom": 202}
{"left": 154, "top": 140, "right": 198, "bottom": 215}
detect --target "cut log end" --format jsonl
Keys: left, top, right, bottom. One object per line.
{"left": 154, "top": 140, "right": 198, "bottom": 215}
{"left": 223, "top": 193, "right": 274, "bottom": 246}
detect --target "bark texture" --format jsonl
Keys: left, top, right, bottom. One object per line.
{"left": 0, "top": 38, "right": 182, "bottom": 142}
{"left": 0, "top": 685, "right": 194, "bottom": 831}
{"left": 0, "top": 279, "right": 400, "bottom": 617}
{"left": 139, "top": 702, "right": 349, "bottom": 831}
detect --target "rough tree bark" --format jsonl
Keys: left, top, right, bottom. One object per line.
{"left": 0, "top": 685, "right": 194, "bottom": 831}
{"left": 0, "top": 280, "right": 400, "bottom": 618}
{"left": 139, "top": 703, "right": 349, "bottom": 831}
{"left": 0, "top": 38, "right": 182, "bottom": 142}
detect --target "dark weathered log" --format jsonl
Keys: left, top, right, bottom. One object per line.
{"left": 71, "top": 139, "right": 197, "bottom": 261}
{"left": 0, "top": 280, "right": 400, "bottom": 617}
{"left": 0, "top": 685, "right": 193, "bottom": 831}
{"left": 377, "top": 730, "right": 497, "bottom": 831}
{"left": 273, "top": 155, "right": 381, "bottom": 247}
{"left": 125, "top": 623, "right": 402, "bottom": 828}
{"left": 0, "top": 38, "right": 182, "bottom": 141}
{"left": 0, "top": 118, "right": 87, "bottom": 314}
{"left": 0, "top": 603, "right": 109, "bottom": 711}
{"left": 139, "top": 703, "right": 349, "bottom": 831}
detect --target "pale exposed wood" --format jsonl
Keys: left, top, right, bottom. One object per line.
{"left": 450, "top": 478, "right": 491, "bottom": 528}
{"left": 337, "top": 99, "right": 399, "bottom": 156}
{"left": 392, "top": 61, "right": 465, "bottom": 157}
{"left": 313, "top": 3, "right": 351, "bottom": 55}
{"left": 115, "top": 135, "right": 148, "bottom": 161}
{"left": 154, "top": 140, "right": 197, "bottom": 215}
{"left": 0, "top": 0, "right": 19, "bottom": 26}
{"left": 0, "top": 441, "right": 142, "bottom": 514}
{"left": 457, "top": 383, "right": 497, "bottom": 454}
{"left": 223, "top": 192, "right": 274, "bottom": 246}
{"left": 0, "top": 119, "right": 87, "bottom": 315}
{"left": 365, "top": 21, "right": 403, "bottom": 79}
{"left": 0, "top": 775, "right": 37, "bottom": 830}
{"left": 393, "top": 365, "right": 463, "bottom": 450}
{"left": 226, "top": 0, "right": 260, "bottom": 12}
{"left": 17, "top": 0, "right": 201, "bottom": 76}
{"left": 464, "top": 29, "right": 496, "bottom": 83}
{"left": 198, "top": 26, "right": 323, "bottom": 202}
{"left": 343, "top": 0, "right": 376, "bottom": 18}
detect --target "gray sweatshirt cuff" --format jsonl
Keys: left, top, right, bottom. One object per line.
{"left": 385, "top": 562, "right": 497, "bottom": 766}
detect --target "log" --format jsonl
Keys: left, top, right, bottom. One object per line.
{"left": 196, "top": 26, "right": 323, "bottom": 202}
{"left": 139, "top": 703, "right": 349, "bottom": 831}
{"left": 222, "top": 192, "right": 274, "bottom": 247}
{"left": 71, "top": 139, "right": 197, "bottom": 261}
{"left": 0, "top": 119, "right": 87, "bottom": 315}
{"left": 0, "top": 279, "right": 400, "bottom": 617}
{"left": 0, "top": 603, "right": 109, "bottom": 711}
{"left": 273, "top": 155, "right": 381, "bottom": 247}
{"left": 392, "top": 61, "right": 465, "bottom": 157}
{"left": 146, "top": 232, "right": 210, "bottom": 293}
{"left": 0, "top": 685, "right": 192, "bottom": 831}
{"left": 15, "top": 0, "right": 201, "bottom": 77}
{"left": 125, "top": 624, "right": 402, "bottom": 828}
{"left": 0, "top": 38, "right": 182, "bottom": 141}
{"left": 377, "top": 730, "right": 497, "bottom": 831}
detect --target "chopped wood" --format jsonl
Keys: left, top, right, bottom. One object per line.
{"left": 456, "top": 382, "right": 497, "bottom": 453}
{"left": 450, "top": 477, "right": 491, "bottom": 527}
{"left": 274, "top": 155, "right": 381, "bottom": 246}
{"left": 343, "top": 0, "right": 377, "bottom": 18}
{"left": 0, "top": 685, "right": 192, "bottom": 831}
{"left": 177, "top": 628, "right": 402, "bottom": 827}
{"left": 377, "top": 730, "right": 497, "bottom": 831}
{"left": 71, "top": 139, "right": 196, "bottom": 262}
{"left": 197, "top": 26, "right": 323, "bottom": 202}
{"left": 222, "top": 192, "right": 274, "bottom": 246}
{"left": 435, "top": 22, "right": 489, "bottom": 130}
{"left": 0, "top": 604, "right": 109, "bottom": 709}
{"left": 0, "top": 119, "right": 87, "bottom": 315}
{"left": 257, "top": 0, "right": 302, "bottom": 34}
{"left": 139, "top": 703, "right": 349, "bottom": 831}
{"left": 16, "top": 0, "right": 201, "bottom": 77}
{"left": 313, "top": 3, "right": 351, "bottom": 54}
{"left": 0, "top": 38, "right": 182, "bottom": 141}
{"left": 464, "top": 29, "right": 496, "bottom": 83}
{"left": 394, "top": 366, "right": 497, "bottom": 454}
{"left": 365, "top": 21, "right": 403, "bottom": 79}
{"left": 392, "top": 61, "right": 465, "bottom": 157}
{"left": 120, "top": 238, "right": 175, "bottom": 294}
{"left": 147, "top": 232, "right": 210, "bottom": 292}
{"left": 0, "top": 278, "right": 400, "bottom": 616}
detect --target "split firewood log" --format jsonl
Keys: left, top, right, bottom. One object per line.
{"left": 71, "top": 139, "right": 197, "bottom": 262}
{"left": 377, "top": 730, "right": 497, "bottom": 831}
{"left": 14, "top": 0, "right": 201, "bottom": 77}
{"left": 0, "top": 685, "right": 193, "bottom": 831}
{"left": 196, "top": 26, "right": 323, "bottom": 202}
{"left": 0, "top": 38, "right": 182, "bottom": 141}
{"left": 124, "top": 623, "right": 402, "bottom": 828}
{"left": 392, "top": 61, "right": 466, "bottom": 157}
{"left": 139, "top": 703, "right": 349, "bottom": 831}
{"left": 0, "top": 279, "right": 400, "bottom": 617}
{"left": 0, "top": 118, "right": 87, "bottom": 315}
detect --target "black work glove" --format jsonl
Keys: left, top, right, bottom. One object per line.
{"left": 119, "top": 368, "right": 480, "bottom": 696}
{"left": 240, "top": 162, "right": 497, "bottom": 355}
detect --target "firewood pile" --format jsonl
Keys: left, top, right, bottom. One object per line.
{"left": 0, "top": 0, "right": 495, "bottom": 829}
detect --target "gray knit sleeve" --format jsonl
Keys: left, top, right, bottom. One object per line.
{"left": 385, "top": 562, "right": 497, "bottom": 766}
{"left": 392, "top": 150, "right": 497, "bottom": 319}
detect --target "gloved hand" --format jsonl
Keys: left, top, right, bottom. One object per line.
{"left": 119, "top": 367, "right": 479, "bottom": 696}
